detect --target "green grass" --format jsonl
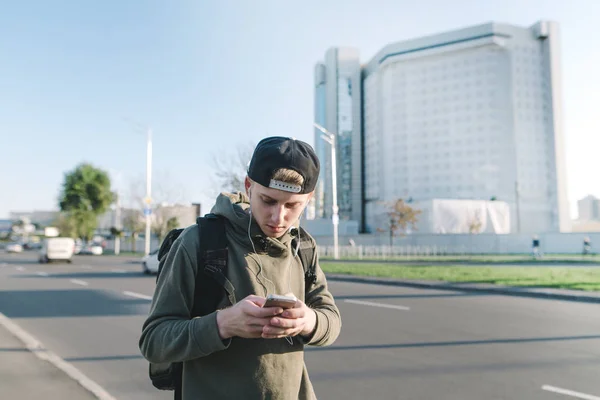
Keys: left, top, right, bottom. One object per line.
{"left": 320, "top": 254, "right": 600, "bottom": 264}
{"left": 320, "top": 262, "right": 600, "bottom": 292}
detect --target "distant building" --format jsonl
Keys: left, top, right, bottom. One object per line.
{"left": 0, "top": 219, "right": 12, "bottom": 235}
{"left": 313, "top": 48, "right": 363, "bottom": 227}
{"left": 315, "top": 20, "right": 570, "bottom": 234}
{"left": 577, "top": 195, "right": 600, "bottom": 221}
{"left": 9, "top": 210, "right": 59, "bottom": 226}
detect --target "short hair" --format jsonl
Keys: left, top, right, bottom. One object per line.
{"left": 271, "top": 168, "right": 304, "bottom": 186}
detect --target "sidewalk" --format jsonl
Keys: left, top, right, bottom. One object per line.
{"left": 0, "top": 316, "right": 104, "bottom": 400}
{"left": 327, "top": 274, "right": 600, "bottom": 303}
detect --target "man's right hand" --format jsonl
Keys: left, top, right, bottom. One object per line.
{"left": 216, "top": 295, "right": 283, "bottom": 339}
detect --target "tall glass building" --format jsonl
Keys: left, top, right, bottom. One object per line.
{"left": 313, "top": 48, "right": 363, "bottom": 228}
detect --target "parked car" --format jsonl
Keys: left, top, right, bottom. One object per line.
{"left": 6, "top": 242, "right": 23, "bottom": 253}
{"left": 39, "top": 237, "right": 75, "bottom": 263}
{"left": 79, "top": 244, "right": 103, "bottom": 255}
{"left": 141, "top": 249, "right": 159, "bottom": 274}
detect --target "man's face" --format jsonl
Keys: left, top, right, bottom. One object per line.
{"left": 246, "top": 177, "right": 312, "bottom": 238}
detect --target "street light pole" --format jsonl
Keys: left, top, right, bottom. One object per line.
{"left": 314, "top": 123, "right": 339, "bottom": 260}
{"left": 144, "top": 129, "right": 153, "bottom": 256}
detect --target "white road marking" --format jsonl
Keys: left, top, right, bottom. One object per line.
{"left": 36, "top": 272, "right": 49, "bottom": 277}
{"left": 542, "top": 385, "right": 600, "bottom": 400}
{"left": 15, "top": 266, "right": 25, "bottom": 272}
{"left": 70, "top": 279, "right": 89, "bottom": 286}
{"left": 123, "top": 291, "right": 153, "bottom": 301}
{"left": 344, "top": 299, "right": 410, "bottom": 311}
{"left": 0, "top": 313, "right": 117, "bottom": 400}
{"left": 111, "top": 269, "right": 126, "bottom": 273}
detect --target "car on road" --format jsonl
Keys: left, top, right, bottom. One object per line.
{"left": 80, "top": 244, "right": 103, "bottom": 256}
{"left": 5, "top": 242, "right": 23, "bottom": 253}
{"left": 39, "top": 237, "right": 75, "bottom": 263}
{"left": 141, "top": 249, "right": 159, "bottom": 274}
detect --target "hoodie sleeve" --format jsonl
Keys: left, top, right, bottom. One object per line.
{"left": 139, "top": 228, "right": 230, "bottom": 363}
{"left": 301, "top": 245, "right": 342, "bottom": 347}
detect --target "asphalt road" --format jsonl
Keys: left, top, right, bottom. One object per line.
{"left": 1, "top": 251, "right": 599, "bottom": 400}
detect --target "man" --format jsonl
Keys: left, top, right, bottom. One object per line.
{"left": 139, "top": 136, "right": 342, "bottom": 399}
{"left": 583, "top": 236, "right": 591, "bottom": 255}
{"left": 532, "top": 235, "right": 541, "bottom": 259}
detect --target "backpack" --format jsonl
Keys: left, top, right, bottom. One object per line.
{"left": 148, "top": 213, "right": 317, "bottom": 399}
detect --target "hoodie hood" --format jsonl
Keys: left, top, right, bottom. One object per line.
{"left": 210, "top": 192, "right": 295, "bottom": 255}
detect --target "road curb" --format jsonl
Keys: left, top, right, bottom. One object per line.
{"left": 325, "top": 274, "right": 600, "bottom": 304}
{"left": 0, "top": 313, "right": 118, "bottom": 400}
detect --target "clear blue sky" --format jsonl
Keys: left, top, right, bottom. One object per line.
{"left": 2, "top": 0, "right": 598, "bottom": 219}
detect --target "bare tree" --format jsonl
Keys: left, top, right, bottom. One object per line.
{"left": 152, "top": 213, "right": 179, "bottom": 243}
{"left": 122, "top": 210, "right": 144, "bottom": 253}
{"left": 378, "top": 199, "right": 422, "bottom": 246}
{"left": 122, "top": 171, "right": 188, "bottom": 248}
{"left": 124, "top": 170, "right": 187, "bottom": 210}
{"left": 210, "top": 141, "right": 255, "bottom": 194}
{"left": 467, "top": 216, "right": 483, "bottom": 234}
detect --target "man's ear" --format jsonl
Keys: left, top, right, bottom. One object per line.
{"left": 306, "top": 191, "right": 314, "bottom": 207}
{"left": 245, "top": 176, "right": 252, "bottom": 198}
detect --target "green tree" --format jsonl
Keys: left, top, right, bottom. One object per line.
{"left": 109, "top": 227, "right": 124, "bottom": 238}
{"left": 58, "top": 163, "right": 115, "bottom": 241}
{"left": 52, "top": 213, "right": 77, "bottom": 238}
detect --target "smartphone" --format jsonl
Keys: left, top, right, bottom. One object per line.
{"left": 263, "top": 294, "right": 297, "bottom": 309}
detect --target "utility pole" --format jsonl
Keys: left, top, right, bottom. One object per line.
{"left": 114, "top": 193, "right": 121, "bottom": 255}
{"left": 144, "top": 129, "right": 153, "bottom": 256}
{"left": 314, "top": 123, "right": 339, "bottom": 260}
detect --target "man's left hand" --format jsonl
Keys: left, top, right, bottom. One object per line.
{"left": 262, "top": 297, "right": 316, "bottom": 340}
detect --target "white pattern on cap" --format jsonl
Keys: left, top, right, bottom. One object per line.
{"left": 269, "top": 179, "right": 301, "bottom": 193}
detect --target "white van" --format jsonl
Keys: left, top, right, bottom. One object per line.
{"left": 39, "top": 237, "right": 75, "bottom": 263}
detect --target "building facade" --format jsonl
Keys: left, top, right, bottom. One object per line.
{"left": 577, "top": 195, "right": 600, "bottom": 221}
{"left": 313, "top": 48, "right": 363, "bottom": 227}
{"left": 315, "top": 21, "right": 570, "bottom": 234}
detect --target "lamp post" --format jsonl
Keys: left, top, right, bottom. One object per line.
{"left": 313, "top": 123, "right": 339, "bottom": 260}
{"left": 123, "top": 117, "right": 153, "bottom": 256}
{"left": 144, "top": 128, "right": 152, "bottom": 256}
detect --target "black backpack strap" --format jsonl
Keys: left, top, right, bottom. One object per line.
{"left": 297, "top": 227, "right": 317, "bottom": 287}
{"left": 191, "top": 214, "right": 235, "bottom": 317}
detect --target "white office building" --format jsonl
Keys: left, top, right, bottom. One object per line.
{"left": 577, "top": 195, "right": 600, "bottom": 221}
{"left": 313, "top": 48, "right": 363, "bottom": 227}
{"left": 315, "top": 21, "right": 570, "bottom": 234}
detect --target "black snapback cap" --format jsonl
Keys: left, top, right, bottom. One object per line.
{"left": 247, "top": 136, "right": 320, "bottom": 194}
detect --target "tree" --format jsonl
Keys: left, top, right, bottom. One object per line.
{"left": 152, "top": 207, "right": 180, "bottom": 243}
{"left": 52, "top": 213, "right": 78, "bottom": 238}
{"left": 211, "top": 142, "right": 255, "bottom": 194}
{"left": 58, "top": 163, "right": 115, "bottom": 241}
{"left": 380, "top": 199, "right": 422, "bottom": 246}
{"left": 122, "top": 210, "right": 144, "bottom": 253}
{"left": 468, "top": 217, "right": 483, "bottom": 234}
{"left": 109, "top": 227, "right": 123, "bottom": 238}
{"left": 124, "top": 171, "right": 187, "bottom": 248}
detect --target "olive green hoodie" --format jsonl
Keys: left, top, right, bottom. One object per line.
{"left": 139, "top": 192, "right": 341, "bottom": 399}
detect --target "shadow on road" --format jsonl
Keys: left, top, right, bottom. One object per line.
{"left": 0, "top": 289, "right": 151, "bottom": 318}
{"left": 307, "top": 334, "right": 600, "bottom": 352}
{"left": 64, "top": 354, "right": 144, "bottom": 362}
{"left": 337, "top": 292, "right": 491, "bottom": 300}
{"left": 14, "top": 272, "right": 149, "bottom": 279}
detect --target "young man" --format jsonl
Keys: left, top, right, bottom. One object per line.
{"left": 139, "top": 137, "right": 342, "bottom": 399}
